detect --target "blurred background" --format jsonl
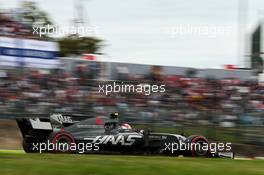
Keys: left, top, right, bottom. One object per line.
{"left": 0, "top": 0, "right": 263, "bottom": 156}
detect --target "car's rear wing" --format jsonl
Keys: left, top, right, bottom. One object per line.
{"left": 16, "top": 113, "right": 91, "bottom": 139}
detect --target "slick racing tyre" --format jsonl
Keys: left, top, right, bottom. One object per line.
{"left": 186, "top": 135, "right": 209, "bottom": 157}
{"left": 49, "top": 131, "right": 75, "bottom": 153}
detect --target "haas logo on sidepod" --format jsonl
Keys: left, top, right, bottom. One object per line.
{"left": 85, "top": 135, "right": 142, "bottom": 146}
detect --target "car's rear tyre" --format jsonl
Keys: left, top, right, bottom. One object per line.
{"left": 49, "top": 131, "right": 75, "bottom": 153}
{"left": 186, "top": 135, "right": 209, "bottom": 157}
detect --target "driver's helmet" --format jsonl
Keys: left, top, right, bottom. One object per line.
{"left": 120, "top": 123, "right": 132, "bottom": 130}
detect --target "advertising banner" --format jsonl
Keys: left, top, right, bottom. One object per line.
{"left": 0, "top": 37, "right": 60, "bottom": 69}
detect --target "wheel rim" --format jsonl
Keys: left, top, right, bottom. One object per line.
{"left": 191, "top": 136, "right": 209, "bottom": 157}
{"left": 193, "top": 140, "right": 208, "bottom": 156}
{"left": 56, "top": 136, "right": 71, "bottom": 152}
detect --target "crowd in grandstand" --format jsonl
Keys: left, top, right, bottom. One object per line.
{"left": 0, "top": 9, "right": 263, "bottom": 127}
{"left": 0, "top": 63, "right": 263, "bottom": 127}
{"left": 0, "top": 12, "right": 30, "bottom": 38}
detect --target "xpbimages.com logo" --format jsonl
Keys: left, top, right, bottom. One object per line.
{"left": 98, "top": 82, "right": 166, "bottom": 95}
{"left": 32, "top": 24, "right": 96, "bottom": 37}
{"left": 31, "top": 141, "right": 99, "bottom": 153}
{"left": 164, "top": 140, "right": 232, "bottom": 154}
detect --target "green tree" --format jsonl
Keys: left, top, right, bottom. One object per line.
{"left": 19, "top": 1, "right": 104, "bottom": 56}
{"left": 20, "top": 1, "right": 54, "bottom": 38}
{"left": 58, "top": 35, "right": 103, "bottom": 57}
{"left": 251, "top": 55, "right": 263, "bottom": 74}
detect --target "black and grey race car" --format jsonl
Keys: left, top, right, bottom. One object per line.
{"left": 16, "top": 113, "right": 234, "bottom": 158}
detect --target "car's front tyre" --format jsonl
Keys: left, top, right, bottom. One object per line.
{"left": 186, "top": 135, "right": 210, "bottom": 157}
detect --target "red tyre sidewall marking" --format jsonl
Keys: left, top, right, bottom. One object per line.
{"left": 51, "top": 132, "right": 75, "bottom": 152}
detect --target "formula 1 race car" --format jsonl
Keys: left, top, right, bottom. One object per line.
{"left": 16, "top": 113, "right": 234, "bottom": 158}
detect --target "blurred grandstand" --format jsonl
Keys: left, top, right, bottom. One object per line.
{"left": 0, "top": 11, "right": 38, "bottom": 40}
{"left": 0, "top": 62, "right": 263, "bottom": 147}
{"left": 0, "top": 5, "right": 263, "bottom": 151}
